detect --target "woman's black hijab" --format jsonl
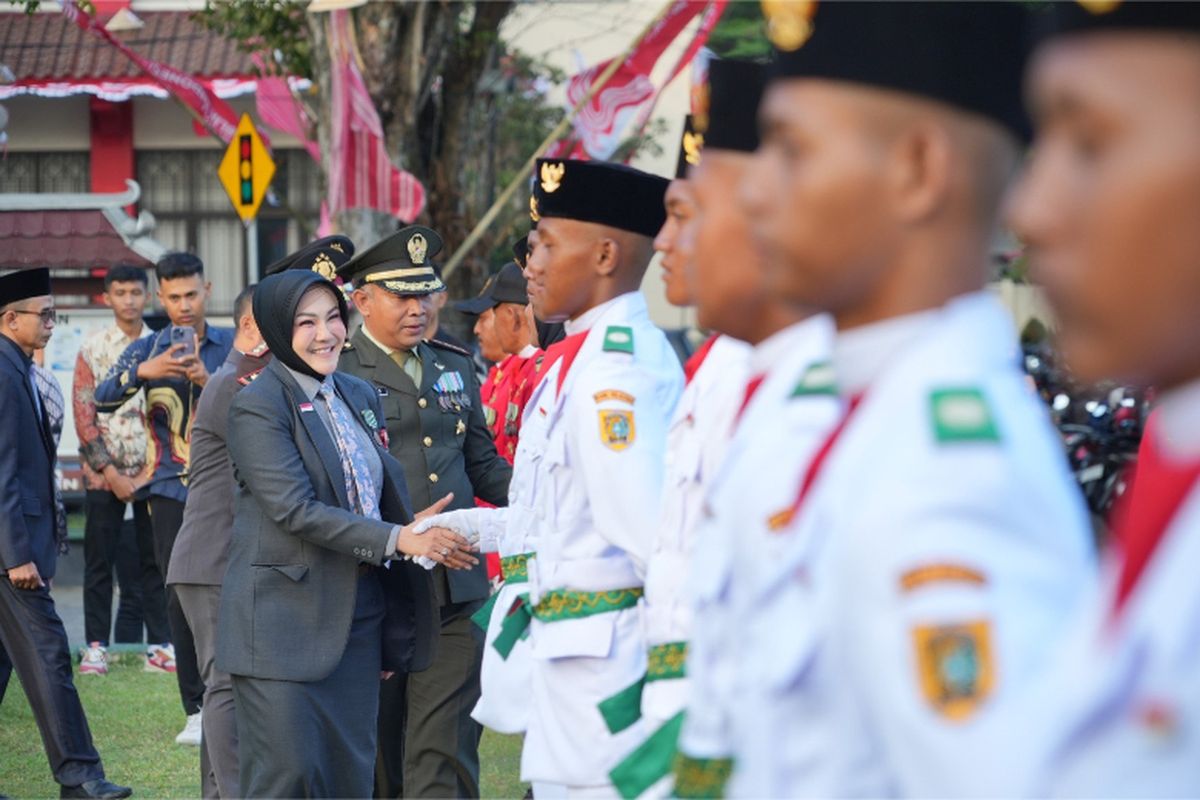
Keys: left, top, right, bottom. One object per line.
{"left": 253, "top": 270, "right": 349, "bottom": 380}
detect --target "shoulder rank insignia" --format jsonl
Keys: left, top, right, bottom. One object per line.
{"left": 790, "top": 361, "right": 837, "bottom": 397}
{"left": 237, "top": 367, "right": 264, "bottom": 387}
{"left": 598, "top": 409, "right": 635, "bottom": 451}
{"left": 930, "top": 388, "right": 1000, "bottom": 444}
{"left": 427, "top": 337, "right": 472, "bottom": 359}
{"left": 602, "top": 325, "right": 635, "bottom": 355}
{"left": 912, "top": 620, "right": 994, "bottom": 722}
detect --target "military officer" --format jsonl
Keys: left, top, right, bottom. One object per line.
{"left": 608, "top": 70, "right": 756, "bottom": 800}
{"left": 1007, "top": 4, "right": 1200, "bottom": 794}
{"left": 337, "top": 225, "right": 512, "bottom": 800}
{"left": 419, "top": 159, "right": 681, "bottom": 795}
{"left": 728, "top": 4, "right": 1094, "bottom": 796}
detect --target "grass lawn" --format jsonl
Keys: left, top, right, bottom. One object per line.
{"left": 0, "top": 658, "right": 527, "bottom": 799}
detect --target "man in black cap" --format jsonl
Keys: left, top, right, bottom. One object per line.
{"left": 1007, "top": 4, "right": 1200, "bottom": 794}
{"left": 337, "top": 226, "right": 511, "bottom": 799}
{"left": 0, "top": 268, "right": 131, "bottom": 800}
{"left": 724, "top": 2, "right": 1093, "bottom": 795}
{"left": 419, "top": 159, "right": 682, "bottom": 794}
{"left": 452, "top": 261, "right": 540, "bottom": 463}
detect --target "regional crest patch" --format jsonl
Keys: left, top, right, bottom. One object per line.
{"left": 598, "top": 409, "right": 635, "bottom": 451}
{"left": 912, "top": 620, "right": 994, "bottom": 721}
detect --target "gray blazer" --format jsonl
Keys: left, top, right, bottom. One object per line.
{"left": 215, "top": 358, "right": 437, "bottom": 683}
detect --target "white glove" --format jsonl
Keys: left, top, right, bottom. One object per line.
{"left": 412, "top": 507, "right": 505, "bottom": 554}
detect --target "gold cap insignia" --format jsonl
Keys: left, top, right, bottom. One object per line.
{"left": 540, "top": 161, "right": 565, "bottom": 193}
{"left": 1076, "top": 0, "right": 1122, "bottom": 13}
{"left": 530, "top": 195, "right": 541, "bottom": 223}
{"left": 683, "top": 131, "right": 704, "bottom": 166}
{"left": 761, "top": 0, "right": 817, "bottom": 52}
{"left": 311, "top": 253, "right": 336, "bottom": 279}
{"left": 408, "top": 232, "right": 428, "bottom": 265}
{"left": 330, "top": 242, "right": 345, "bottom": 254}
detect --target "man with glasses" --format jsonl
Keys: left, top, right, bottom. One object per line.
{"left": 0, "top": 268, "right": 132, "bottom": 799}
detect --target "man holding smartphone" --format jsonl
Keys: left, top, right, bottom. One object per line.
{"left": 94, "top": 253, "right": 232, "bottom": 748}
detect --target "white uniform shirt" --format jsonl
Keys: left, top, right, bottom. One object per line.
{"left": 521, "top": 292, "right": 684, "bottom": 789}
{"left": 471, "top": 354, "right": 556, "bottom": 734}
{"left": 1028, "top": 377, "right": 1200, "bottom": 798}
{"left": 678, "top": 316, "right": 839, "bottom": 777}
{"left": 730, "top": 292, "right": 1095, "bottom": 798}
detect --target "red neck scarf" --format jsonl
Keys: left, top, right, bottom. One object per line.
{"left": 684, "top": 334, "right": 720, "bottom": 386}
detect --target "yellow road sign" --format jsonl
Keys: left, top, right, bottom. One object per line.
{"left": 217, "top": 113, "right": 276, "bottom": 223}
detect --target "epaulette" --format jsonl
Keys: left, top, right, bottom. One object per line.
{"left": 929, "top": 387, "right": 1001, "bottom": 444}
{"left": 602, "top": 325, "right": 634, "bottom": 355}
{"left": 427, "top": 337, "right": 472, "bottom": 359}
{"left": 790, "top": 361, "right": 837, "bottom": 397}
{"left": 237, "top": 367, "right": 265, "bottom": 387}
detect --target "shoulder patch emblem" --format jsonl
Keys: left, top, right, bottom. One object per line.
{"left": 930, "top": 388, "right": 1000, "bottom": 444}
{"left": 598, "top": 409, "right": 635, "bottom": 451}
{"left": 594, "top": 389, "right": 636, "bottom": 405}
{"left": 913, "top": 620, "right": 994, "bottom": 722}
{"left": 602, "top": 325, "right": 635, "bottom": 355}
{"left": 900, "top": 564, "right": 988, "bottom": 593}
{"left": 790, "top": 361, "right": 837, "bottom": 397}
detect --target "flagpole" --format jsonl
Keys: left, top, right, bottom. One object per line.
{"left": 440, "top": 0, "right": 677, "bottom": 281}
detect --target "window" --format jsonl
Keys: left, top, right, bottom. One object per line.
{"left": 136, "top": 149, "right": 321, "bottom": 313}
{"left": 0, "top": 152, "right": 90, "bottom": 193}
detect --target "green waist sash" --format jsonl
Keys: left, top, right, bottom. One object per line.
{"left": 499, "top": 552, "right": 533, "bottom": 583}
{"left": 646, "top": 641, "right": 687, "bottom": 682}
{"left": 492, "top": 587, "right": 643, "bottom": 659}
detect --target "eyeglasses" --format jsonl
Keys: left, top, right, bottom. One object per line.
{"left": 10, "top": 308, "right": 57, "bottom": 324}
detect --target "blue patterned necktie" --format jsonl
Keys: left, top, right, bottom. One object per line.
{"left": 316, "top": 383, "right": 380, "bottom": 521}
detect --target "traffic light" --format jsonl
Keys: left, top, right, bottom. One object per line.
{"left": 239, "top": 134, "right": 252, "bottom": 206}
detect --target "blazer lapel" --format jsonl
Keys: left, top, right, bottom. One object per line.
{"left": 352, "top": 328, "right": 417, "bottom": 397}
{"left": 0, "top": 343, "right": 54, "bottom": 458}
{"left": 268, "top": 360, "right": 351, "bottom": 509}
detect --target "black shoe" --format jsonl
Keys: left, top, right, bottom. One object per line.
{"left": 60, "top": 779, "right": 132, "bottom": 799}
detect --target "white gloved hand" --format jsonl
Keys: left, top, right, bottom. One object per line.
{"left": 412, "top": 507, "right": 504, "bottom": 554}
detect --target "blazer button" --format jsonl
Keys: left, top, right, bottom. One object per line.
{"left": 366, "top": 550, "right": 374, "bottom": 558}
{"left": 429, "top": 472, "right": 439, "bottom": 483}
{"left": 353, "top": 547, "right": 360, "bottom": 556}
{"left": 423, "top": 436, "right": 433, "bottom": 447}
{"left": 418, "top": 398, "right": 428, "bottom": 408}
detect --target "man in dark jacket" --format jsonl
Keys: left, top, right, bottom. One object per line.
{"left": 0, "top": 268, "right": 131, "bottom": 800}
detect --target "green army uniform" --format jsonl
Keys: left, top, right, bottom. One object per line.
{"left": 337, "top": 225, "right": 513, "bottom": 799}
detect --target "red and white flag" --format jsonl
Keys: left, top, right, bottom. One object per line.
{"left": 325, "top": 10, "right": 425, "bottom": 223}
{"left": 61, "top": 1, "right": 252, "bottom": 146}
{"left": 557, "top": 0, "right": 724, "bottom": 161}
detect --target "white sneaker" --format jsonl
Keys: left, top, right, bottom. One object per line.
{"left": 175, "top": 710, "right": 203, "bottom": 746}
{"left": 144, "top": 643, "right": 177, "bottom": 673}
{"left": 79, "top": 642, "right": 108, "bottom": 676}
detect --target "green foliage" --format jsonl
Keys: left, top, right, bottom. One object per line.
{"left": 192, "top": 0, "right": 312, "bottom": 79}
{"left": 706, "top": 2, "right": 770, "bottom": 60}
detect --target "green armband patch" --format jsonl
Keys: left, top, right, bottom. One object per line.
{"left": 673, "top": 753, "right": 734, "bottom": 799}
{"left": 609, "top": 712, "right": 685, "bottom": 799}
{"left": 790, "top": 361, "right": 837, "bottom": 397}
{"left": 603, "top": 325, "right": 635, "bottom": 354}
{"left": 930, "top": 388, "right": 1000, "bottom": 443}
{"left": 598, "top": 675, "right": 645, "bottom": 734}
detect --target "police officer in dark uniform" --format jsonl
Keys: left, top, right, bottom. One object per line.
{"left": 337, "top": 225, "right": 512, "bottom": 799}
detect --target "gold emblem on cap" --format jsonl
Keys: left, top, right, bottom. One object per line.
{"left": 683, "top": 131, "right": 704, "bottom": 167}
{"left": 330, "top": 241, "right": 345, "bottom": 254}
{"left": 762, "top": 0, "right": 817, "bottom": 52}
{"left": 540, "top": 162, "right": 565, "bottom": 193}
{"left": 530, "top": 195, "right": 541, "bottom": 223}
{"left": 1076, "top": 0, "right": 1122, "bottom": 13}
{"left": 408, "top": 233, "right": 428, "bottom": 265}
{"left": 311, "top": 253, "right": 336, "bottom": 279}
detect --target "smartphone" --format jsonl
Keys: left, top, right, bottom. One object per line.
{"left": 169, "top": 324, "right": 196, "bottom": 360}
